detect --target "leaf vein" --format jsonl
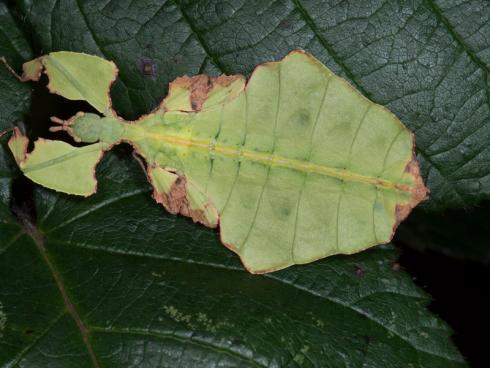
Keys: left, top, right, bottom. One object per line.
{"left": 46, "top": 188, "right": 149, "bottom": 233}
{"left": 89, "top": 326, "right": 268, "bottom": 368}
{"left": 47, "top": 237, "right": 463, "bottom": 362}
{"left": 290, "top": 76, "right": 332, "bottom": 262}
{"left": 174, "top": 0, "right": 228, "bottom": 73}
{"left": 239, "top": 61, "right": 282, "bottom": 250}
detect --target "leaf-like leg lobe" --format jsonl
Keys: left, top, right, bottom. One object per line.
{"left": 147, "top": 166, "right": 218, "bottom": 228}
{"left": 161, "top": 74, "right": 245, "bottom": 112}
{"left": 7, "top": 128, "right": 29, "bottom": 163}
{"left": 7, "top": 128, "right": 106, "bottom": 196}
{"left": 21, "top": 52, "right": 118, "bottom": 116}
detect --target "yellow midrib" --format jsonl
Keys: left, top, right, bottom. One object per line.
{"left": 136, "top": 128, "right": 412, "bottom": 193}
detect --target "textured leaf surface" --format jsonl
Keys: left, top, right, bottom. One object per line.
{"left": 11, "top": 51, "right": 427, "bottom": 273}
{"left": 0, "top": 150, "right": 466, "bottom": 367}
{"left": 0, "top": 0, "right": 32, "bottom": 224}
{"left": 18, "top": 0, "right": 490, "bottom": 209}
{"left": 0, "top": 2, "right": 31, "bottom": 134}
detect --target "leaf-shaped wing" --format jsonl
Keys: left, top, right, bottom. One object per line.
{"left": 126, "top": 51, "right": 427, "bottom": 273}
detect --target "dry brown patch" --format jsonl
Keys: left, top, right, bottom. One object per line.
{"left": 150, "top": 171, "right": 217, "bottom": 228}
{"left": 165, "top": 74, "right": 244, "bottom": 112}
{"left": 391, "top": 154, "right": 429, "bottom": 237}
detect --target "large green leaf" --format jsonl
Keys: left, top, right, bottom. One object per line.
{"left": 0, "top": 1, "right": 470, "bottom": 366}
{"left": 17, "top": 0, "right": 490, "bottom": 209}
{"left": 0, "top": 149, "right": 466, "bottom": 367}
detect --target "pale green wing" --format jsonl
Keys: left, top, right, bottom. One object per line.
{"left": 128, "top": 51, "right": 427, "bottom": 273}
{"left": 22, "top": 51, "right": 117, "bottom": 116}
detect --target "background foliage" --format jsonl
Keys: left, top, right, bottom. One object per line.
{"left": 1, "top": 0, "right": 489, "bottom": 366}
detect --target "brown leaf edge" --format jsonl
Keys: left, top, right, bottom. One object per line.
{"left": 161, "top": 74, "right": 245, "bottom": 112}
{"left": 390, "top": 138, "right": 429, "bottom": 238}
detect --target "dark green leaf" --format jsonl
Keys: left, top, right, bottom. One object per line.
{"left": 0, "top": 136, "right": 20, "bottom": 238}
{"left": 18, "top": 0, "right": 490, "bottom": 209}
{"left": 0, "top": 1, "right": 471, "bottom": 366}
{"left": 0, "top": 2, "right": 32, "bottom": 67}
{"left": 0, "top": 150, "right": 466, "bottom": 367}
{"left": 0, "top": 2, "right": 32, "bottom": 132}
{"left": 0, "top": 1, "right": 32, "bottom": 214}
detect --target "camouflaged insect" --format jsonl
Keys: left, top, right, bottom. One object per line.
{"left": 5, "top": 51, "right": 427, "bottom": 273}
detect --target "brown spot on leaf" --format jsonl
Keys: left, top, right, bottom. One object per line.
{"left": 138, "top": 58, "right": 157, "bottom": 80}
{"left": 354, "top": 265, "right": 366, "bottom": 277}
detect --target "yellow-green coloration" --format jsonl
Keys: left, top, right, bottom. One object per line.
{"left": 21, "top": 52, "right": 117, "bottom": 115}
{"left": 5, "top": 51, "right": 427, "bottom": 273}
{"left": 8, "top": 128, "right": 106, "bottom": 196}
